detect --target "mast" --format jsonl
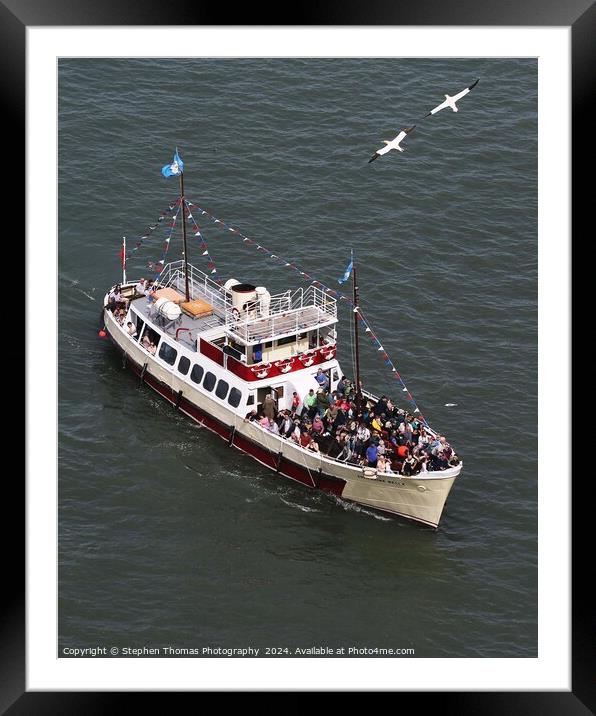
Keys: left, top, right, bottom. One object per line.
{"left": 179, "top": 165, "right": 190, "bottom": 302}
{"left": 352, "top": 248, "right": 362, "bottom": 400}
{"left": 121, "top": 236, "right": 127, "bottom": 284}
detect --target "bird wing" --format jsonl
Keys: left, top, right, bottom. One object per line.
{"left": 376, "top": 143, "right": 393, "bottom": 155}
{"left": 452, "top": 86, "right": 470, "bottom": 103}
{"left": 392, "top": 131, "right": 406, "bottom": 144}
{"left": 427, "top": 99, "right": 450, "bottom": 115}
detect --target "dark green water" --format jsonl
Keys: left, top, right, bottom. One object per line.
{"left": 58, "top": 58, "right": 537, "bottom": 658}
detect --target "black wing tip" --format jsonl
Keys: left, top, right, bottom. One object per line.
{"left": 406, "top": 125, "right": 416, "bottom": 133}
{"left": 368, "top": 153, "right": 379, "bottom": 164}
{"left": 424, "top": 112, "right": 432, "bottom": 117}
{"left": 469, "top": 79, "right": 479, "bottom": 90}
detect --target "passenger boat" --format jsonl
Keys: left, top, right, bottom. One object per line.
{"left": 100, "top": 153, "right": 462, "bottom": 527}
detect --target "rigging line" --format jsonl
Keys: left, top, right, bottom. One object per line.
{"left": 151, "top": 199, "right": 182, "bottom": 281}
{"left": 296, "top": 437, "right": 317, "bottom": 488}
{"left": 125, "top": 198, "right": 179, "bottom": 261}
{"left": 183, "top": 199, "right": 220, "bottom": 281}
{"left": 185, "top": 198, "right": 425, "bottom": 417}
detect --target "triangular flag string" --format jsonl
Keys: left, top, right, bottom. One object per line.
{"left": 184, "top": 198, "right": 427, "bottom": 424}
{"left": 149, "top": 199, "right": 182, "bottom": 281}
{"left": 125, "top": 198, "right": 179, "bottom": 261}
{"left": 184, "top": 200, "right": 222, "bottom": 283}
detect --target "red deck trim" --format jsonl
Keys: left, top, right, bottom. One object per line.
{"left": 113, "top": 337, "right": 346, "bottom": 496}
{"left": 226, "top": 344, "right": 337, "bottom": 382}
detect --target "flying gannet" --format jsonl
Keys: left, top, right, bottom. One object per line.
{"left": 368, "top": 125, "right": 416, "bottom": 163}
{"left": 425, "top": 79, "right": 479, "bottom": 116}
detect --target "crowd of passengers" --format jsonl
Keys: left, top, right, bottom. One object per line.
{"left": 107, "top": 282, "right": 159, "bottom": 353}
{"left": 245, "top": 369, "right": 460, "bottom": 475}
{"left": 108, "top": 284, "right": 459, "bottom": 474}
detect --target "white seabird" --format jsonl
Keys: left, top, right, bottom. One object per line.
{"left": 425, "top": 79, "right": 479, "bottom": 117}
{"left": 368, "top": 125, "right": 416, "bottom": 163}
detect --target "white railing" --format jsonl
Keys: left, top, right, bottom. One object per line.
{"left": 157, "top": 261, "right": 231, "bottom": 314}
{"left": 225, "top": 285, "right": 337, "bottom": 343}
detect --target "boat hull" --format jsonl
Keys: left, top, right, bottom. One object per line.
{"left": 104, "top": 311, "right": 460, "bottom": 527}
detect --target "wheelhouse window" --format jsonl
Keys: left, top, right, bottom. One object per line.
{"left": 158, "top": 342, "right": 177, "bottom": 366}
{"left": 215, "top": 379, "right": 229, "bottom": 400}
{"left": 190, "top": 364, "right": 204, "bottom": 384}
{"left": 178, "top": 356, "right": 190, "bottom": 375}
{"left": 228, "top": 387, "right": 242, "bottom": 408}
{"left": 203, "top": 371, "right": 216, "bottom": 392}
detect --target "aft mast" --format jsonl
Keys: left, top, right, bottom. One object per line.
{"left": 352, "top": 249, "right": 362, "bottom": 402}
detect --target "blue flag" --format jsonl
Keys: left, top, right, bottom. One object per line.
{"left": 338, "top": 250, "right": 354, "bottom": 284}
{"left": 161, "top": 150, "right": 184, "bottom": 178}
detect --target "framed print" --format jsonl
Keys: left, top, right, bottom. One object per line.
{"left": 9, "top": 0, "right": 590, "bottom": 709}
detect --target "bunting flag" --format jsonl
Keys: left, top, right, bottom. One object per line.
{"left": 184, "top": 200, "right": 222, "bottom": 283}
{"left": 150, "top": 199, "right": 182, "bottom": 280}
{"left": 123, "top": 199, "right": 179, "bottom": 262}
{"left": 183, "top": 197, "right": 428, "bottom": 425}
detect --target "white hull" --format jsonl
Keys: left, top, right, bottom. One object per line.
{"left": 104, "top": 301, "right": 461, "bottom": 528}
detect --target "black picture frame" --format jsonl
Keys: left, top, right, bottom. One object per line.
{"left": 10, "top": 0, "right": 588, "bottom": 709}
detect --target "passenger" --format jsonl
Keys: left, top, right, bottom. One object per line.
{"left": 336, "top": 376, "right": 347, "bottom": 396}
{"left": 135, "top": 278, "right": 147, "bottom": 296}
{"left": 126, "top": 321, "right": 137, "bottom": 337}
{"left": 366, "top": 442, "right": 378, "bottom": 468}
{"left": 291, "top": 391, "right": 302, "bottom": 415}
{"left": 327, "top": 435, "right": 344, "bottom": 459}
{"left": 371, "top": 415, "right": 383, "bottom": 432}
{"left": 305, "top": 389, "right": 318, "bottom": 420}
{"left": 315, "top": 368, "right": 329, "bottom": 391}
{"left": 145, "top": 280, "right": 155, "bottom": 303}
{"left": 401, "top": 454, "right": 417, "bottom": 476}
{"left": 280, "top": 412, "right": 293, "bottom": 437}
{"left": 307, "top": 438, "right": 320, "bottom": 453}
{"left": 300, "top": 429, "right": 311, "bottom": 448}
{"left": 244, "top": 409, "right": 258, "bottom": 422}
{"left": 376, "top": 454, "right": 386, "bottom": 473}
{"left": 262, "top": 393, "right": 277, "bottom": 421}
{"left": 316, "top": 388, "right": 329, "bottom": 417}
{"left": 337, "top": 434, "right": 354, "bottom": 462}
{"left": 312, "top": 414, "right": 325, "bottom": 435}
{"left": 290, "top": 421, "right": 302, "bottom": 443}
{"left": 108, "top": 284, "right": 122, "bottom": 310}
{"left": 396, "top": 444, "right": 409, "bottom": 460}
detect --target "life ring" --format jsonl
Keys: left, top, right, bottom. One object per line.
{"left": 231, "top": 307, "right": 241, "bottom": 321}
{"left": 274, "top": 358, "right": 294, "bottom": 374}
{"left": 250, "top": 362, "right": 271, "bottom": 378}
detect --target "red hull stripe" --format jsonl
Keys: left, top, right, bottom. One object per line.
{"left": 115, "top": 340, "right": 346, "bottom": 497}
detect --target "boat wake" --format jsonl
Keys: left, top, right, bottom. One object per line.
{"left": 280, "top": 497, "right": 321, "bottom": 513}
{"left": 331, "top": 496, "right": 392, "bottom": 521}
{"left": 60, "top": 273, "right": 97, "bottom": 301}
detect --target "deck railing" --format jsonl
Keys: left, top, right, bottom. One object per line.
{"left": 225, "top": 285, "right": 337, "bottom": 344}
{"left": 158, "top": 261, "right": 231, "bottom": 314}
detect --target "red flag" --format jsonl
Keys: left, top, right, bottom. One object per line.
{"left": 119, "top": 245, "right": 125, "bottom": 267}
